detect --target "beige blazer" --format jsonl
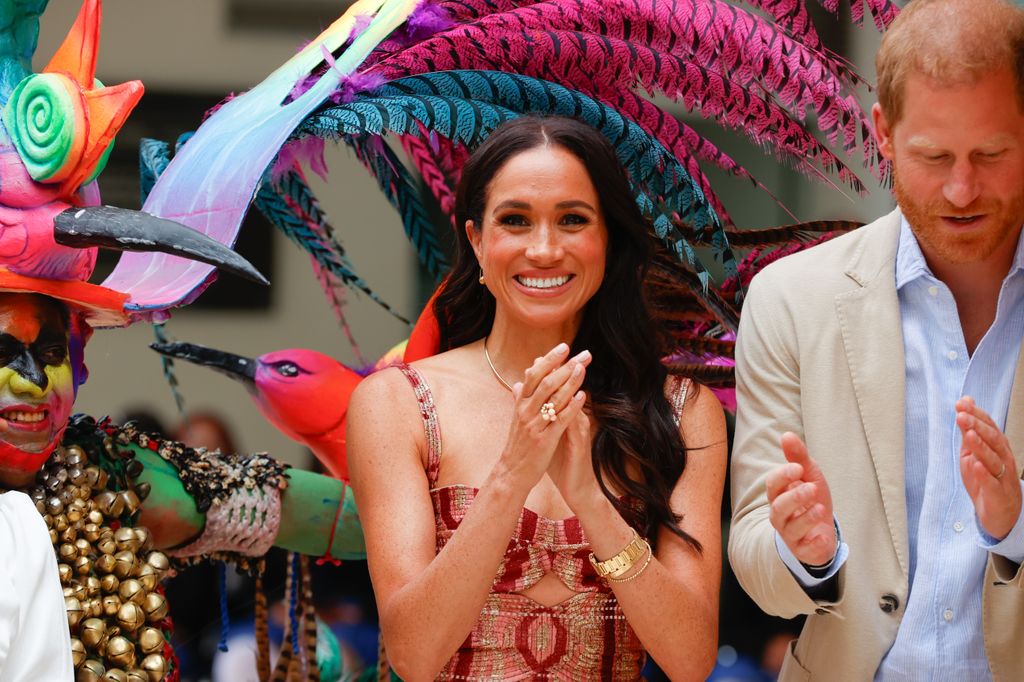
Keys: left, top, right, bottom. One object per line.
{"left": 729, "top": 209, "right": 1024, "bottom": 681}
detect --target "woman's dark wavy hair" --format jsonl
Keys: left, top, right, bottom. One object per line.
{"left": 434, "top": 115, "right": 700, "bottom": 552}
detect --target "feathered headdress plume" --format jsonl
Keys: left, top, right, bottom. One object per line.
{"left": 139, "top": 0, "right": 899, "bottom": 386}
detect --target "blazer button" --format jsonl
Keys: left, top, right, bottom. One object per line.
{"left": 879, "top": 594, "right": 899, "bottom": 613}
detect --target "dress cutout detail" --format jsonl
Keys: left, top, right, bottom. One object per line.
{"left": 395, "top": 364, "right": 689, "bottom": 681}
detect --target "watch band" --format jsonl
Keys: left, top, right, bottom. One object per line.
{"left": 589, "top": 529, "right": 649, "bottom": 579}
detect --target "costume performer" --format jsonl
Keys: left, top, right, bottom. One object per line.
{"left": 0, "top": 2, "right": 365, "bottom": 681}
{"left": 729, "top": 0, "right": 1024, "bottom": 679}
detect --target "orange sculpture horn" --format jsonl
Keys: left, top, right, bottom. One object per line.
{"left": 44, "top": 0, "right": 102, "bottom": 86}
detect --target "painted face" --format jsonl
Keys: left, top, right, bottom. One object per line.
{"left": 468, "top": 145, "right": 609, "bottom": 332}
{"left": 0, "top": 293, "right": 75, "bottom": 488}
{"left": 874, "top": 68, "right": 1024, "bottom": 270}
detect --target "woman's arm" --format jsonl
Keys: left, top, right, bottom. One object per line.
{"left": 563, "top": 385, "right": 727, "bottom": 681}
{"left": 349, "top": 349, "right": 587, "bottom": 681}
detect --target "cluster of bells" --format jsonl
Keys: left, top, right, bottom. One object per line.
{"left": 27, "top": 442, "right": 173, "bottom": 682}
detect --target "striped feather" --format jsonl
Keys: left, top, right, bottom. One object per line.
{"left": 373, "top": 21, "right": 876, "bottom": 188}
{"left": 139, "top": 138, "right": 172, "bottom": 206}
{"left": 299, "top": 73, "right": 734, "bottom": 276}
{"left": 344, "top": 134, "right": 449, "bottom": 278}
{"left": 255, "top": 167, "right": 411, "bottom": 324}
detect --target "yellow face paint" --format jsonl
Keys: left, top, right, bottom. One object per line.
{"left": 0, "top": 295, "right": 75, "bottom": 460}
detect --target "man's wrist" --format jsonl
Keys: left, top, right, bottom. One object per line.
{"left": 799, "top": 519, "right": 841, "bottom": 576}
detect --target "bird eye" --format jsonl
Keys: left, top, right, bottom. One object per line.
{"left": 274, "top": 362, "right": 299, "bottom": 377}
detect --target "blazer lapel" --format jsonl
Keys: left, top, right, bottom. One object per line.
{"left": 834, "top": 211, "right": 910, "bottom": 578}
{"left": 1004, "top": 347, "right": 1024, "bottom": 477}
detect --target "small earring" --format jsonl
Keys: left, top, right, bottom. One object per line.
{"left": 479, "top": 269, "right": 485, "bottom": 284}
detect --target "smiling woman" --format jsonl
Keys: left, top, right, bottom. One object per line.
{"left": 348, "top": 116, "right": 727, "bottom": 681}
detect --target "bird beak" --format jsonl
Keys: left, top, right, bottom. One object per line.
{"left": 54, "top": 206, "right": 269, "bottom": 286}
{"left": 150, "top": 341, "right": 257, "bottom": 387}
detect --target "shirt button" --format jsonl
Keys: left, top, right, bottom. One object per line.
{"left": 947, "top": 350, "right": 958, "bottom": 360}
{"left": 943, "top": 609, "right": 954, "bottom": 622}
{"left": 953, "top": 521, "right": 964, "bottom": 533}
{"left": 928, "top": 286, "right": 939, "bottom": 296}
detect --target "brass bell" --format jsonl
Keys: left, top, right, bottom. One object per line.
{"left": 142, "top": 592, "right": 168, "bottom": 622}
{"left": 78, "top": 658, "right": 106, "bottom": 682}
{"left": 114, "top": 527, "right": 139, "bottom": 553}
{"left": 87, "top": 597, "right": 103, "bottom": 617}
{"left": 101, "top": 668, "right": 128, "bottom": 682}
{"left": 75, "top": 538, "right": 91, "bottom": 554}
{"left": 48, "top": 528, "right": 57, "bottom": 545}
{"left": 145, "top": 552, "right": 169, "bottom": 574}
{"left": 95, "top": 554, "right": 116, "bottom": 575}
{"left": 67, "top": 508, "right": 82, "bottom": 524}
{"left": 136, "top": 627, "right": 164, "bottom": 656}
{"left": 112, "top": 551, "right": 136, "bottom": 579}
{"left": 79, "top": 617, "right": 107, "bottom": 650}
{"left": 66, "top": 445, "right": 86, "bottom": 464}
{"left": 101, "top": 595, "right": 121, "bottom": 617}
{"left": 133, "top": 528, "right": 151, "bottom": 552}
{"left": 96, "top": 469, "right": 110, "bottom": 490}
{"left": 116, "top": 602, "right": 145, "bottom": 632}
{"left": 83, "top": 523, "right": 101, "bottom": 542}
{"left": 59, "top": 543, "right": 78, "bottom": 563}
{"left": 87, "top": 576, "right": 104, "bottom": 597}
{"left": 100, "top": 574, "right": 120, "bottom": 594}
{"left": 58, "top": 563, "right": 73, "bottom": 584}
{"left": 88, "top": 509, "right": 104, "bottom": 525}
{"left": 106, "top": 636, "right": 136, "bottom": 669}
{"left": 94, "top": 492, "right": 124, "bottom": 519}
{"left": 125, "top": 459, "right": 144, "bottom": 479}
{"left": 65, "top": 596, "right": 84, "bottom": 627}
{"left": 97, "top": 537, "right": 117, "bottom": 556}
{"left": 139, "top": 654, "right": 167, "bottom": 682}
{"left": 75, "top": 555, "right": 93, "bottom": 577}
{"left": 119, "top": 490, "right": 141, "bottom": 516}
{"left": 126, "top": 670, "right": 148, "bottom": 682}
{"left": 134, "top": 482, "right": 151, "bottom": 501}
{"left": 136, "top": 564, "right": 158, "bottom": 592}
{"left": 46, "top": 491, "right": 63, "bottom": 512}
{"left": 54, "top": 513, "right": 70, "bottom": 532}
{"left": 70, "top": 637, "right": 86, "bottom": 666}
{"left": 60, "top": 526, "right": 78, "bottom": 544}
{"left": 118, "top": 579, "right": 145, "bottom": 606}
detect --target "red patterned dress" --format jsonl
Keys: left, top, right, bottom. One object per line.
{"left": 396, "top": 364, "right": 690, "bottom": 681}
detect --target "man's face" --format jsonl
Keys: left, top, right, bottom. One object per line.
{"left": 873, "top": 68, "right": 1024, "bottom": 271}
{"left": 0, "top": 294, "right": 75, "bottom": 488}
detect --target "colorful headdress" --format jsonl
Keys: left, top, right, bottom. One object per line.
{"left": 0, "top": 0, "right": 265, "bottom": 330}
{"left": 140, "top": 0, "right": 898, "bottom": 387}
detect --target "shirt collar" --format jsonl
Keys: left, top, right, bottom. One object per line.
{"left": 895, "top": 214, "right": 1024, "bottom": 290}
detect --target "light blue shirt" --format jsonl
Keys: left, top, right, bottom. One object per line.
{"left": 778, "top": 218, "right": 1024, "bottom": 680}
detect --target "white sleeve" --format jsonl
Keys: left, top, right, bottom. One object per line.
{"left": 0, "top": 491, "right": 73, "bottom": 682}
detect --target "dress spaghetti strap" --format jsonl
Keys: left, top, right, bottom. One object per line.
{"left": 394, "top": 362, "right": 442, "bottom": 487}
{"left": 670, "top": 374, "right": 691, "bottom": 426}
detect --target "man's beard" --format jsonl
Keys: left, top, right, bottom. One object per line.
{"left": 894, "top": 169, "right": 1024, "bottom": 266}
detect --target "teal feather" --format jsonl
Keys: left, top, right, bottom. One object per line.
{"left": 139, "top": 138, "right": 172, "bottom": 206}
{"left": 255, "top": 171, "right": 411, "bottom": 325}
{"left": 343, "top": 134, "right": 449, "bottom": 280}
{"left": 299, "top": 71, "right": 736, "bottom": 279}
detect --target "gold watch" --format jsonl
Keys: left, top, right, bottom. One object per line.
{"left": 589, "top": 529, "right": 649, "bottom": 579}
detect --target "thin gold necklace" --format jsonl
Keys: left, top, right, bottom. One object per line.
{"left": 483, "top": 336, "right": 514, "bottom": 392}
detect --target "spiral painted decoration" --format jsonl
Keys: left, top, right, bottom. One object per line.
{"left": 2, "top": 73, "right": 86, "bottom": 183}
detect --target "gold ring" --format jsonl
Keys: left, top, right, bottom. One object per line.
{"left": 540, "top": 402, "right": 557, "bottom": 422}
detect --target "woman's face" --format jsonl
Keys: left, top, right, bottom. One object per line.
{"left": 468, "top": 144, "right": 609, "bottom": 331}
